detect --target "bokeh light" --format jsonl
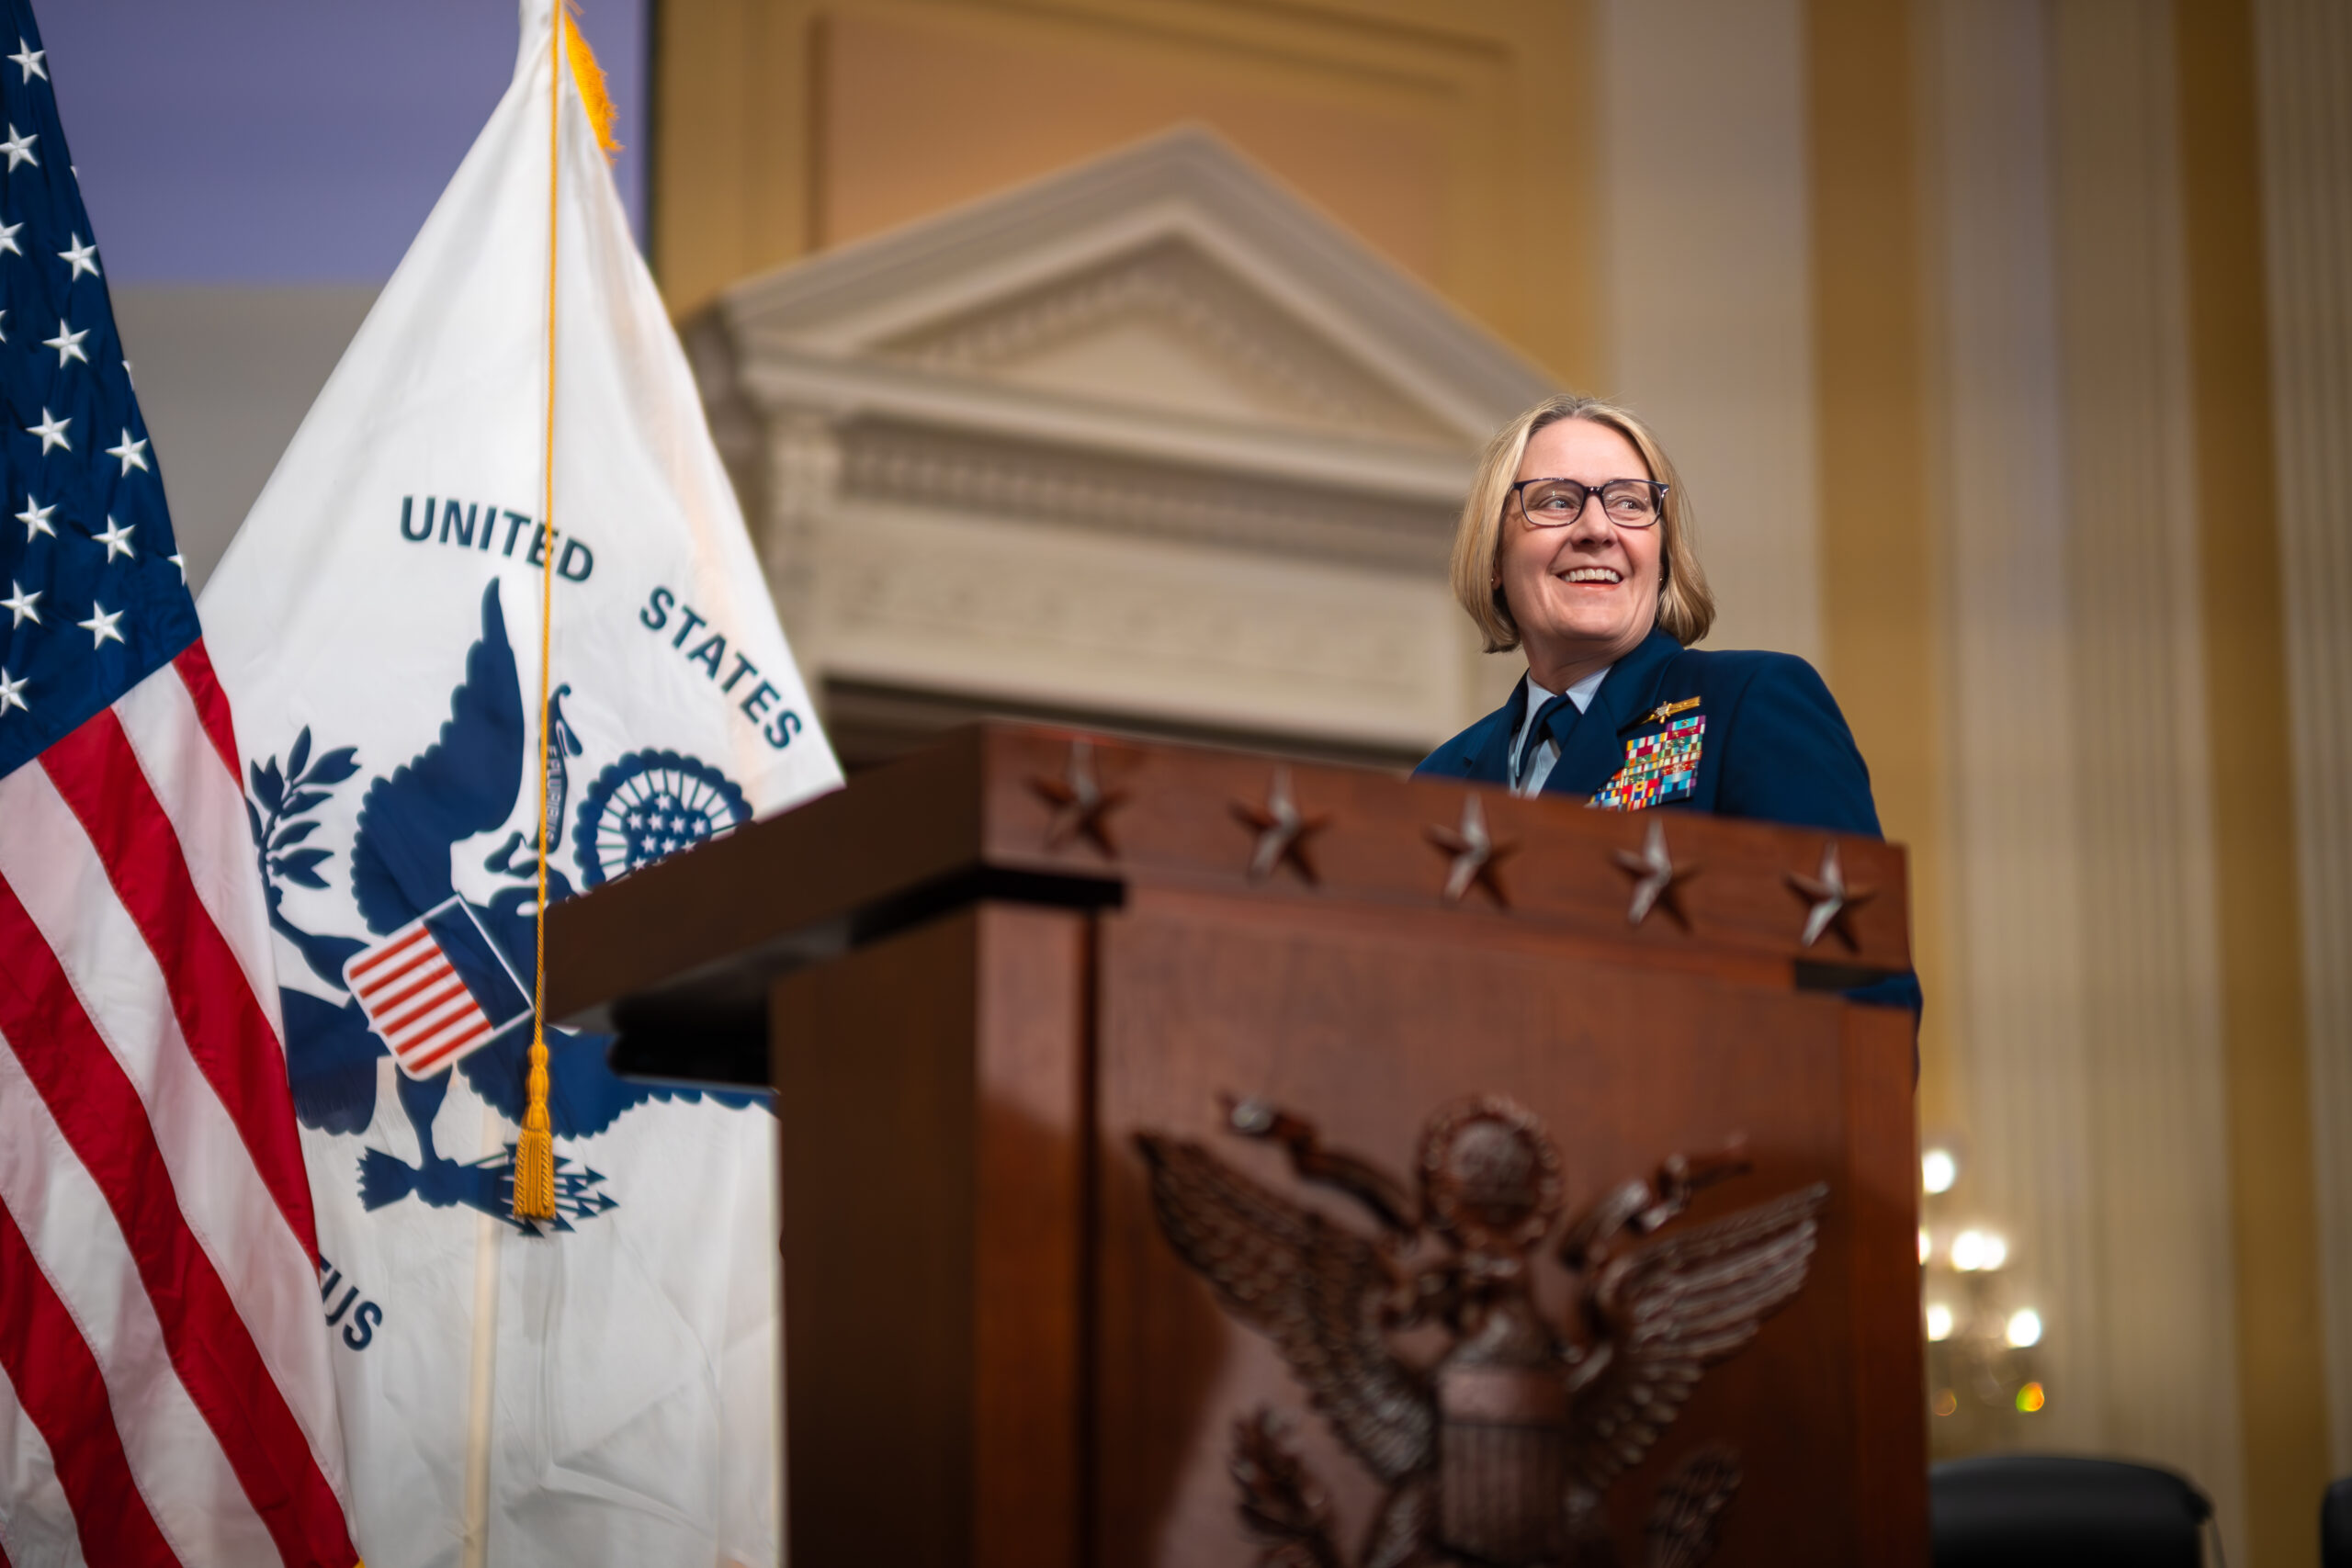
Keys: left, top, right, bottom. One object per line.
{"left": 1950, "top": 1229, "right": 2007, "bottom": 1271}
{"left": 1921, "top": 1148, "right": 1958, "bottom": 1194}
{"left": 2006, "top": 1308, "right": 2042, "bottom": 1348}
{"left": 2015, "top": 1382, "right": 2047, "bottom": 1413}
{"left": 1926, "top": 1303, "right": 1954, "bottom": 1341}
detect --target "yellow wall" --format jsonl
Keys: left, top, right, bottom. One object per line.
{"left": 654, "top": 0, "right": 1602, "bottom": 386}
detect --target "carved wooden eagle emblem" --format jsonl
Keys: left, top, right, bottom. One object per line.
{"left": 1136, "top": 1095, "right": 1827, "bottom": 1568}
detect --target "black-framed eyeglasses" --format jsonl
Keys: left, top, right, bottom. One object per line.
{"left": 1509, "top": 477, "right": 1668, "bottom": 529}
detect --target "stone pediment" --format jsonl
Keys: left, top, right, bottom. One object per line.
{"left": 695, "top": 129, "right": 1551, "bottom": 761}
{"left": 712, "top": 128, "right": 1548, "bottom": 457}
{"left": 872, "top": 236, "right": 1455, "bottom": 445}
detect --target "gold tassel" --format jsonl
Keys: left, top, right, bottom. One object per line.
{"left": 513, "top": 0, "right": 570, "bottom": 1227}
{"left": 513, "top": 1042, "right": 556, "bottom": 1222}
{"left": 562, "top": 2, "right": 622, "bottom": 159}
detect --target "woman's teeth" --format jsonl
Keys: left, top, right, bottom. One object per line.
{"left": 1561, "top": 568, "right": 1622, "bottom": 583}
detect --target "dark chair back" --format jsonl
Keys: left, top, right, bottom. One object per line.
{"left": 1931, "top": 1455, "right": 2211, "bottom": 1568}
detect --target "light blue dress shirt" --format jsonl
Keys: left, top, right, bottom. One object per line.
{"left": 1507, "top": 666, "right": 1610, "bottom": 796}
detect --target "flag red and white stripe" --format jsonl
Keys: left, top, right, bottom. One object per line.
{"left": 345, "top": 918, "right": 497, "bottom": 1078}
{"left": 0, "top": 644, "right": 356, "bottom": 1567}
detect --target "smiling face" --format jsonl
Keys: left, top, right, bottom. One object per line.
{"left": 1494, "top": 415, "right": 1665, "bottom": 690}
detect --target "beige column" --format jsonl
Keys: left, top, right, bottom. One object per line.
{"left": 1915, "top": 0, "right": 2106, "bottom": 1452}
{"left": 1598, "top": 0, "right": 1822, "bottom": 662}
{"left": 2049, "top": 0, "right": 2246, "bottom": 1544}
{"left": 2176, "top": 0, "right": 2334, "bottom": 1557}
{"left": 2252, "top": 0, "right": 2352, "bottom": 1481}
{"left": 1908, "top": 6, "right": 2267, "bottom": 1548}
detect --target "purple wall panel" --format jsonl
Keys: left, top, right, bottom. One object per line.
{"left": 35, "top": 0, "right": 648, "bottom": 283}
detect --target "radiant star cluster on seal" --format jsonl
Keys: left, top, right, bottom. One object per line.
{"left": 0, "top": 28, "right": 190, "bottom": 777}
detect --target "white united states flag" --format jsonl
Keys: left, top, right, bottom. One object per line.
{"left": 0, "top": 3, "right": 356, "bottom": 1564}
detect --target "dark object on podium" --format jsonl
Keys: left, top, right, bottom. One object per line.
{"left": 2325, "top": 1475, "right": 2352, "bottom": 1568}
{"left": 1928, "top": 1455, "right": 2212, "bottom": 1567}
{"left": 547, "top": 724, "right": 1928, "bottom": 1567}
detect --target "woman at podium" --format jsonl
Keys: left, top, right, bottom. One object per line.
{"left": 1415, "top": 393, "right": 1918, "bottom": 1011}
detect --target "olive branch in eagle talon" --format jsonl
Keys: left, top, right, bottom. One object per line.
{"left": 245, "top": 726, "right": 362, "bottom": 899}
{"left": 1135, "top": 1096, "right": 1826, "bottom": 1568}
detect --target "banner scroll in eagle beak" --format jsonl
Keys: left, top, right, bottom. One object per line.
{"left": 198, "top": 1, "right": 840, "bottom": 1563}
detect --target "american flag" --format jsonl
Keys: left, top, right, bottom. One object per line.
{"left": 0, "top": 4, "right": 355, "bottom": 1564}
{"left": 342, "top": 897, "right": 532, "bottom": 1079}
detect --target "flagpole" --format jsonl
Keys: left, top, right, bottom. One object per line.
{"left": 514, "top": 0, "right": 563, "bottom": 1225}
{"left": 462, "top": 22, "right": 567, "bottom": 1561}
{"left": 458, "top": 1146, "right": 505, "bottom": 1568}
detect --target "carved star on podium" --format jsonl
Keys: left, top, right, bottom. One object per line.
{"left": 1787, "top": 841, "right": 1873, "bottom": 950}
{"left": 1613, "top": 817, "right": 1697, "bottom": 929}
{"left": 1031, "top": 738, "right": 1127, "bottom": 856}
{"left": 1427, "top": 794, "right": 1517, "bottom": 908}
{"left": 1232, "top": 766, "right": 1330, "bottom": 884}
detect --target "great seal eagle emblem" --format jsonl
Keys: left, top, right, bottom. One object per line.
{"left": 249, "top": 581, "right": 761, "bottom": 1231}
{"left": 1136, "top": 1096, "right": 1827, "bottom": 1568}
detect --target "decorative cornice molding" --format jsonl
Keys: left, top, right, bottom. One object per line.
{"left": 733, "top": 349, "right": 1475, "bottom": 504}
{"left": 836, "top": 420, "right": 1454, "bottom": 575}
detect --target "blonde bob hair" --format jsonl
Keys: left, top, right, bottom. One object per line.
{"left": 1449, "top": 394, "right": 1715, "bottom": 653}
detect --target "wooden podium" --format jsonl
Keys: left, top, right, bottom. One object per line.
{"left": 546, "top": 724, "right": 1926, "bottom": 1567}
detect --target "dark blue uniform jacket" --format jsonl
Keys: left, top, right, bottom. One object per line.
{"left": 1415, "top": 627, "right": 1921, "bottom": 1014}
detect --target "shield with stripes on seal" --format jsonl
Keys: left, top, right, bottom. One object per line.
{"left": 341, "top": 896, "right": 532, "bottom": 1078}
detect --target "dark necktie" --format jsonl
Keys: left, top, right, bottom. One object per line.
{"left": 1515, "top": 691, "right": 1585, "bottom": 791}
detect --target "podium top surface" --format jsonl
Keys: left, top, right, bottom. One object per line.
{"left": 547, "top": 723, "right": 1911, "bottom": 1037}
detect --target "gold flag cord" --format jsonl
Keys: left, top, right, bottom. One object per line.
{"left": 512, "top": 0, "right": 568, "bottom": 1224}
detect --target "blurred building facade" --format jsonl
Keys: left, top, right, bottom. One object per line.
{"left": 651, "top": 1, "right": 2350, "bottom": 1563}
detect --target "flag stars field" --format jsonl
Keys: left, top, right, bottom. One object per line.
{"left": 0, "top": 0, "right": 188, "bottom": 769}
{"left": 0, "top": 13, "right": 190, "bottom": 749}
